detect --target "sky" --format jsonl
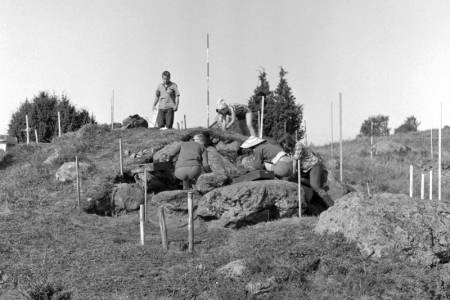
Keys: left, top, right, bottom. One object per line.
{"left": 1, "top": 0, "right": 449, "bottom": 145}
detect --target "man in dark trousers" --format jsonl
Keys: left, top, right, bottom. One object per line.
{"left": 153, "top": 70, "right": 180, "bottom": 129}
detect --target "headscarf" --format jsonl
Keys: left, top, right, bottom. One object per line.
{"left": 216, "top": 98, "right": 228, "bottom": 111}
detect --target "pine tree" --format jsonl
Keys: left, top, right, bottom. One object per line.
{"left": 8, "top": 91, "right": 96, "bottom": 143}
{"left": 248, "top": 69, "right": 273, "bottom": 136}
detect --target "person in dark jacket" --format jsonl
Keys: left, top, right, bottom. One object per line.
{"left": 169, "top": 133, "right": 210, "bottom": 189}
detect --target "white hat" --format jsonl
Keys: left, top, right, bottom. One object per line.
{"left": 217, "top": 98, "right": 228, "bottom": 110}
{"left": 240, "top": 136, "right": 266, "bottom": 149}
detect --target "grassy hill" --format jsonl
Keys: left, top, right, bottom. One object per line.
{"left": 0, "top": 125, "right": 449, "bottom": 299}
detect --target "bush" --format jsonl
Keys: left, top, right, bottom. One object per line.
{"left": 8, "top": 91, "right": 96, "bottom": 143}
{"left": 395, "top": 116, "right": 420, "bottom": 134}
{"left": 360, "top": 115, "right": 390, "bottom": 137}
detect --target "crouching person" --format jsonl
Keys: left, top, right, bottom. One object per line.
{"left": 240, "top": 136, "right": 293, "bottom": 179}
{"left": 169, "top": 133, "right": 211, "bottom": 190}
{"left": 293, "top": 141, "right": 334, "bottom": 208}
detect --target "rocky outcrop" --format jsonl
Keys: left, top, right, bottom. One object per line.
{"left": 315, "top": 192, "right": 450, "bottom": 265}
{"left": 217, "top": 259, "right": 248, "bottom": 279}
{"left": 112, "top": 183, "right": 144, "bottom": 212}
{"left": 152, "top": 190, "right": 202, "bottom": 214}
{"left": 153, "top": 142, "right": 182, "bottom": 162}
{"left": 197, "top": 180, "right": 305, "bottom": 228}
{"left": 121, "top": 114, "right": 148, "bottom": 129}
{"left": 195, "top": 173, "right": 229, "bottom": 194}
{"left": 55, "top": 161, "right": 92, "bottom": 182}
{"left": 207, "top": 147, "right": 239, "bottom": 176}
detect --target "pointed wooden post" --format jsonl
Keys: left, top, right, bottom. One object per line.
{"left": 206, "top": 33, "right": 210, "bottom": 128}
{"left": 187, "top": 191, "right": 194, "bottom": 253}
{"left": 184, "top": 114, "right": 187, "bottom": 129}
{"left": 438, "top": 103, "right": 442, "bottom": 201}
{"left": 429, "top": 170, "right": 433, "bottom": 200}
{"left": 34, "top": 129, "right": 39, "bottom": 144}
{"left": 144, "top": 167, "right": 147, "bottom": 222}
{"left": 260, "top": 96, "right": 265, "bottom": 138}
{"left": 330, "top": 101, "right": 334, "bottom": 159}
{"left": 75, "top": 156, "right": 81, "bottom": 209}
{"left": 159, "top": 206, "right": 168, "bottom": 251}
{"left": 25, "top": 114, "right": 30, "bottom": 145}
{"left": 409, "top": 165, "right": 413, "bottom": 198}
{"left": 370, "top": 122, "right": 374, "bottom": 159}
{"left": 140, "top": 205, "right": 145, "bottom": 245}
{"left": 298, "top": 159, "right": 302, "bottom": 218}
{"left": 58, "top": 111, "right": 62, "bottom": 137}
{"left": 119, "top": 138, "right": 123, "bottom": 176}
{"left": 111, "top": 90, "right": 115, "bottom": 130}
{"left": 420, "top": 173, "right": 425, "bottom": 200}
{"left": 339, "top": 93, "right": 343, "bottom": 182}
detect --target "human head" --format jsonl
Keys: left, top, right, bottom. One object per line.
{"left": 162, "top": 71, "right": 171, "bottom": 84}
{"left": 216, "top": 98, "right": 229, "bottom": 115}
{"left": 193, "top": 133, "right": 206, "bottom": 145}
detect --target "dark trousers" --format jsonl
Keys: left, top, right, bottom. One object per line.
{"left": 303, "top": 164, "right": 334, "bottom": 207}
{"left": 156, "top": 109, "right": 174, "bottom": 129}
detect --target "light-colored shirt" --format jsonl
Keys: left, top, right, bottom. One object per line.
{"left": 156, "top": 82, "right": 180, "bottom": 109}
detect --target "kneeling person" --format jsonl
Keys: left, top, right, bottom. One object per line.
{"left": 240, "top": 136, "right": 293, "bottom": 179}
{"left": 169, "top": 133, "right": 210, "bottom": 190}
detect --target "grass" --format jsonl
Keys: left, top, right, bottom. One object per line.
{"left": 0, "top": 125, "right": 449, "bottom": 299}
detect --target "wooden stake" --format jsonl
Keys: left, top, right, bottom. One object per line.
{"left": 330, "top": 101, "right": 334, "bottom": 159}
{"left": 119, "top": 138, "right": 123, "bottom": 176}
{"left": 144, "top": 167, "right": 147, "bottom": 222}
{"left": 140, "top": 204, "right": 144, "bottom": 245}
{"left": 159, "top": 206, "right": 168, "bottom": 252}
{"left": 339, "top": 93, "right": 343, "bottom": 182}
{"left": 206, "top": 33, "right": 210, "bottom": 128}
{"left": 257, "top": 111, "right": 261, "bottom": 136}
{"left": 184, "top": 114, "right": 187, "bottom": 129}
{"left": 438, "top": 103, "right": 442, "bottom": 201}
{"left": 111, "top": 90, "right": 114, "bottom": 130}
{"left": 34, "top": 129, "right": 38, "bottom": 144}
{"left": 430, "top": 128, "right": 433, "bottom": 159}
{"left": 370, "top": 121, "right": 374, "bottom": 159}
{"left": 260, "top": 96, "right": 265, "bottom": 138}
{"left": 304, "top": 119, "right": 308, "bottom": 146}
{"left": 25, "top": 114, "right": 30, "bottom": 145}
{"left": 409, "top": 165, "right": 413, "bottom": 198}
{"left": 75, "top": 156, "right": 81, "bottom": 209}
{"left": 187, "top": 191, "right": 194, "bottom": 253}
{"left": 58, "top": 111, "right": 61, "bottom": 137}
{"left": 298, "top": 159, "right": 302, "bottom": 218}
{"left": 420, "top": 173, "right": 425, "bottom": 200}
{"left": 366, "top": 182, "right": 371, "bottom": 197}
{"left": 429, "top": 170, "right": 433, "bottom": 200}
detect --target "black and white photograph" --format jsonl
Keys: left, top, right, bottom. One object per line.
{"left": 0, "top": 0, "right": 449, "bottom": 299}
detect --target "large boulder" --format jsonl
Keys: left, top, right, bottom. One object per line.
{"left": 195, "top": 173, "right": 229, "bottom": 194}
{"left": 152, "top": 190, "right": 202, "bottom": 215}
{"left": 153, "top": 141, "right": 182, "bottom": 162}
{"left": 112, "top": 183, "right": 144, "bottom": 212}
{"left": 55, "top": 161, "right": 92, "bottom": 182}
{"left": 373, "top": 140, "right": 410, "bottom": 155}
{"left": 197, "top": 180, "right": 308, "bottom": 228}
{"left": 315, "top": 192, "right": 450, "bottom": 265}
{"left": 207, "top": 146, "right": 239, "bottom": 176}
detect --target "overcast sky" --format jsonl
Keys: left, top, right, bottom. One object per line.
{"left": 1, "top": 0, "right": 449, "bottom": 144}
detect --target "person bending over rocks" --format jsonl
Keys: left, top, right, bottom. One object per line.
{"left": 293, "top": 141, "right": 334, "bottom": 207}
{"left": 240, "top": 136, "right": 294, "bottom": 179}
{"left": 169, "top": 133, "right": 211, "bottom": 190}
{"left": 215, "top": 98, "right": 257, "bottom": 137}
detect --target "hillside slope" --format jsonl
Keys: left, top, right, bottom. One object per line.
{"left": 0, "top": 125, "right": 449, "bottom": 299}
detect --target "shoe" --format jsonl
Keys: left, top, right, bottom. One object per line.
{"left": 160, "top": 127, "right": 168, "bottom": 130}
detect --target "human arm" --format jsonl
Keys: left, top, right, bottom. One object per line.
{"left": 225, "top": 107, "right": 236, "bottom": 129}
{"left": 173, "top": 84, "right": 180, "bottom": 111}
{"left": 153, "top": 87, "right": 160, "bottom": 111}
{"left": 201, "top": 147, "right": 211, "bottom": 172}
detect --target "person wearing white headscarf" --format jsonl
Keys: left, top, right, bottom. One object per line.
{"left": 215, "top": 98, "right": 257, "bottom": 137}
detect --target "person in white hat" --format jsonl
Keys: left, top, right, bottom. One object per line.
{"left": 240, "top": 136, "right": 293, "bottom": 179}
{"left": 215, "top": 98, "right": 257, "bottom": 137}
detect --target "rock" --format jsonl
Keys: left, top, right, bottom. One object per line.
{"left": 112, "top": 183, "right": 144, "bottom": 212}
{"left": 237, "top": 155, "right": 258, "bottom": 171}
{"left": 440, "top": 263, "right": 450, "bottom": 284}
{"left": 121, "top": 114, "right": 148, "bottom": 129}
{"left": 83, "top": 175, "right": 115, "bottom": 214}
{"left": 152, "top": 190, "right": 202, "bottom": 214}
{"left": 55, "top": 161, "right": 92, "bottom": 182}
{"left": 217, "top": 259, "right": 247, "bottom": 279}
{"left": 0, "top": 289, "right": 32, "bottom": 300}
{"left": 195, "top": 173, "right": 229, "bottom": 194}
{"left": 197, "top": 180, "right": 308, "bottom": 228}
{"left": 373, "top": 141, "right": 410, "bottom": 155}
{"left": 0, "top": 202, "right": 11, "bottom": 216}
{"left": 246, "top": 276, "right": 277, "bottom": 296}
{"left": 134, "top": 171, "right": 169, "bottom": 193}
{"left": 207, "top": 147, "right": 239, "bottom": 176}
{"left": 315, "top": 192, "right": 450, "bottom": 265}
{"left": 43, "top": 149, "right": 60, "bottom": 165}
{"left": 153, "top": 141, "right": 182, "bottom": 162}
{"left": 215, "top": 141, "right": 240, "bottom": 162}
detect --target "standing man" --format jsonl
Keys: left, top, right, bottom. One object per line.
{"left": 153, "top": 70, "right": 180, "bottom": 130}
